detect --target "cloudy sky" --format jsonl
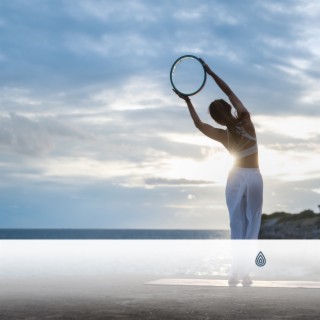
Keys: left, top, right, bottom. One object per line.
{"left": 0, "top": 0, "right": 319, "bottom": 229}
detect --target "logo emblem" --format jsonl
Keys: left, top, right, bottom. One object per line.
{"left": 255, "top": 251, "right": 266, "bottom": 267}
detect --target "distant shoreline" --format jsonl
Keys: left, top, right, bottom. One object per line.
{"left": 1, "top": 210, "right": 319, "bottom": 239}
{"left": 0, "top": 229, "right": 230, "bottom": 240}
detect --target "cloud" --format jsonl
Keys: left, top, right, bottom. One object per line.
{"left": 0, "top": 87, "right": 41, "bottom": 107}
{"left": 65, "top": 32, "right": 161, "bottom": 59}
{"left": 263, "top": 177, "right": 320, "bottom": 214}
{"left": 0, "top": 113, "right": 86, "bottom": 156}
{"left": 1, "top": 0, "right": 318, "bottom": 117}
{"left": 91, "top": 76, "right": 172, "bottom": 111}
{"left": 144, "top": 177, "right": 214, "bottom": 187}
{"left": 255, "top": 115, "right": 320, "bottom": 141}
{"left": 66, "top": 0, "right": 160, "bottom": 24}
{"left": 1, "top": 0, "right": 320, "bottom": 228}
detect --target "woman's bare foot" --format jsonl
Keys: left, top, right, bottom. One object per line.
{"left": 228, "top": 276, "right": 240, "bottom": 287}
{"left": 242, "top": 275, "right": 253, "bottom": 287}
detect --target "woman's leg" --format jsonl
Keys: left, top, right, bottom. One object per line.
{"left": 226, "top": 168, "right": 263, "bottom": 285}
{"left": 226, "top": 168, "right": 247, "bottom": 239}
{"left": 244, "top": 170, "right": 263, "bottom": 239}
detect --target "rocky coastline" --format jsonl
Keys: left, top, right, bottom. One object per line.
{"left": 259, "top": 210, "right": 320, "bottom": 239}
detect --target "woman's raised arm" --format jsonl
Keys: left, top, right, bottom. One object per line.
{"left": 173, "top": 89, "right": 226, "bottom": 144}
{"left": 199, "top": 59, "right": 248, "bottom": 116}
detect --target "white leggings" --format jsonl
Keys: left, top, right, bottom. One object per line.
{"left": 226, "top": 167, "right": 263, "bottom": 239}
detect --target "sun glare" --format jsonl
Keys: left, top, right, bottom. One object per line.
{"left": 259, "top": 145, "right": 320, "bottom": 181}
{"left": 161, "top": 152, "right": 233, "bottom": 186}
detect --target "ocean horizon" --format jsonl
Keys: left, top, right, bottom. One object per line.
{"left": 0, "top": 228, "right": 230, "bottom": 239}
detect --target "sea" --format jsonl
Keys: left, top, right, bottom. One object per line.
{"left": 0, "top": 229, "right": 230, "bottom": 239}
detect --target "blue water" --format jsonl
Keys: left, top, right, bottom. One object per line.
{"left": 0, "top": 229, "right": 230, "bottom": 239}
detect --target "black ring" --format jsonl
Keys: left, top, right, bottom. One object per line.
{"left": 170, "top": 55, "right": 207, "bottom": 96}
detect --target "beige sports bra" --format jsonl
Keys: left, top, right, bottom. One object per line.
{"left": 227, "top": 125, "right": 258, "bottom": 158}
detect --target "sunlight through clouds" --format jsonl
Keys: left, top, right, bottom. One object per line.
{"left": 259, "top": 145, "right": 320, "bottom": 181}
{"left": 159, "top": 153, "right": 233, "bottom": 186}
{"left": 160, "top": 133, "right": 215, "bottom": 147}
{"left": 1, "top": 0, "right": 320, "bottom": 228}
{"left": 255, "top": 115, "right": 320, "bottom": 182}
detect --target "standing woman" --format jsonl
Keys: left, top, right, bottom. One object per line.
{"left": 173, "top": 59, "right": 263, "bottom": 240}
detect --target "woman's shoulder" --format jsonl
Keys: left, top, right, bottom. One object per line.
{"left": 237, "top": 111, "right": 256, "bottom": 135}
{"left": 238, "top": 111, "right": 253, "bottom": 126}
{"left": 238, "top": 111, "right": 251, "bottom": 122}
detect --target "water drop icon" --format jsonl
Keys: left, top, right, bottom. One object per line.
{"left": 255, "top": 251, "right": 266, "bottom": 267}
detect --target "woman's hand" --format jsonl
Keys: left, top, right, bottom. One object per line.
{"left": 172, "top": 88, "right": 190, "bottom": 102}
{"left": 199, "top": 58, "right": 212, "bottom": 74}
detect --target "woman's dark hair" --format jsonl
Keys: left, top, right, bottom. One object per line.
{"left": 208, "top": 99, "right": 241, "bottom": 134}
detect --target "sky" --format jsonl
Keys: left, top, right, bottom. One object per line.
{"left": 0, "top": 0, "right": 319, "bottom": 229}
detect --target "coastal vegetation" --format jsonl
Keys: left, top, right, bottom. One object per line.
{"left": 259, "top": 210, "right": 320, "bottom": 239}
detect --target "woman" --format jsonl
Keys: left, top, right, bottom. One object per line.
{"left": 173, "top": 59, "right": 263, "bottom": 240}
